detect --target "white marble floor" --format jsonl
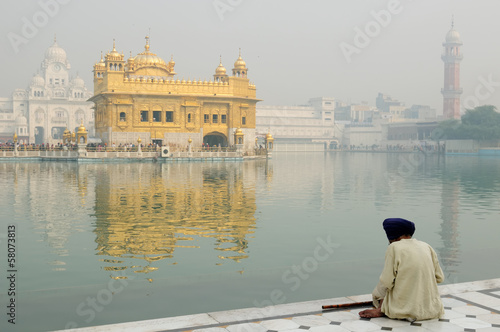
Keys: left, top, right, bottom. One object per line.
{"left": 61, "top": 278, "right": 500, "bottom": 332}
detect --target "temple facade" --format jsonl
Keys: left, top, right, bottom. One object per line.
{"left": 90, "top": 37, "right": 259, "bottom": 151}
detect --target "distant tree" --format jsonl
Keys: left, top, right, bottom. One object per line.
{"left": 433, "top": 119, "right": 460, "bottom": 140}
{"left": 435, "top": 105, "right": 500, "bottom": 140}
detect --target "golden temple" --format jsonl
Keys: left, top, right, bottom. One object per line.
{"left": 90, "top": 37, "right": 259, "bottom": 150}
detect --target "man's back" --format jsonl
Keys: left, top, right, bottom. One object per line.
{"left": 379, "top": 238, "right": 444, "bottom": 320}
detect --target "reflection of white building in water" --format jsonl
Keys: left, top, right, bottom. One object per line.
{"left": 0, "top": 38, "right": 93, "bottom": 144}
{"left": 256, "top": 97, "right": 342, "bottom": 148}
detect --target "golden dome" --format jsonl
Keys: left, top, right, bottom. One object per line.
{"left": 233, "top": 49, "right": 246, "bottom": 70}
{"left": 215, "top": 56, "right": 227, "bottom": 75}
{"left": 95, "top": 51, "right": 105, "bottom": 69}
{"left": 266, "top": 133, "right": 274, "bottom": 141}
{"left": 64, "top": 128, "right": 70, "bottom": 135}
{"left": 132, "top": 36, "right": 168, "bottom": 70}
{"left": 77, "top": 122, "right": 87, "bottom": 133}
{"left": 108, "top": 39, "right": 121, "bottom": 57}
{"left": 235, "top": 128, "right": 243, "bottom": 135}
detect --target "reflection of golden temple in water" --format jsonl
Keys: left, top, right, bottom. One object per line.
{"left": 93, "top": 162, "right": 259, "bottom": 277}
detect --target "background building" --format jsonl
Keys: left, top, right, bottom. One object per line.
{"left": 256, "top": 97, "right": 340, "bottom": 147}
{"left": 441, "top": 21, "right": 463, "bottom": 120}
{"left": 90, "top": 38, "right": 258, "bottom": 151}
{"left": 0, "top": 38, "right": 94, "bottom": 144}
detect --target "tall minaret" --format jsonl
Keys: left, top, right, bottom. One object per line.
{"left": 441, "top": 19, "right": 463, "bottom": 119}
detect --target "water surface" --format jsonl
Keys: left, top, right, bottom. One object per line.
{"left": 0, "top": 152, "right": 499, "bottom": 331}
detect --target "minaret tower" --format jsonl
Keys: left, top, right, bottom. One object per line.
{"left": 441, "top": 19, "right": 463, "bottom": 119}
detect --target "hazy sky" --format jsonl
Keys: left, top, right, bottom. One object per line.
{"left": 1, "top": 0, "right": 500, "bottom": 115}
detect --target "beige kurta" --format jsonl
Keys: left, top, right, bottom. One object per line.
{"left": 372, "top": 238, "right": 445, "bottom": 321}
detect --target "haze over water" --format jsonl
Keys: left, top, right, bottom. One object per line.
{"left": 1, "top": 152, "right": 499, "bottom": 331}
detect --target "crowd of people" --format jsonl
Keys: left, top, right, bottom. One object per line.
{"left": 0, "top": 142, "right": 76, "bottom": 151}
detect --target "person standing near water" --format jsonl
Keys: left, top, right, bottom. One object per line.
{"left": 359, "top": 218, "right": 445, "bottom": 321}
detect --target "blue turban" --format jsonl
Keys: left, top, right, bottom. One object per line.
{"left": 383, "top": 218, "right": 415, "bottom": 240}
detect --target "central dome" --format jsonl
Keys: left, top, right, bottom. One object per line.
{"left": 132, "top": 36, "right": 168, "bottom": 70}
{"left": 45, "top": 39, "right": 67, "bottom": 63}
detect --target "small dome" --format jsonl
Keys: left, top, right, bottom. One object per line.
{"left": 266, "top": 133, "right": 274, "bottom": 140}
{"left": 108, "top": 40, "right": 121, "bottom": 58}
{"left": 215, "top": 57, "right": 227, "bottom": 75}
{"left": 234, "top": 52, "right": 246, "bottom": 70}
{"left": 445, "top": 28, "right": 462, "bottom": 44}
{"left": 45, "top": 39, "right": 67, "bottom": 63}
{"left": 95, "top": 52, "right": 106, "bottom": 69}
{"left": 216, "top": 63, "right": 227, "bottom": 75}
{"left": 77, "top": 122, "right": 87, "bottom": 133}
{"left": 30, "top": 74, "right": 45, "bottom": 87}
{"left": 72, "top": 75, "right": 85, "bottom": 88}
{"left": 15, "top": 115, "right": 28, "bottom": 126}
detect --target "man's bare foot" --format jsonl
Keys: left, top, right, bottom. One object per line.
{"left": 359, "top": 308, "right": 384, "bottom": 318}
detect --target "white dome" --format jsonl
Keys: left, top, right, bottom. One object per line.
{"left": 45, "top": 40, "right": 67, "bottom": 63}
{"left": 30, "top": 74, "right": 45, "bottom": 87}
{"left": 71, "top": 75, "right": 85, "bottom": 88}
{"left": 445, "top": 28, "right": 462, "bottom": 44}
{"left": 15, "top": 115, "right": 28, "bottom": 126}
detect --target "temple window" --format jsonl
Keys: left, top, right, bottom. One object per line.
{"left": 153, "top": 111, "right": 161, "bottom": 122}
{"left": 221, "top": 114, "right": 227, "bottom": 124}
{"left": 204, "top": 114, "right": 209, "bottom": 123}
{"left": 140, "top": 111, "right": 148, "bottom": 122}
{"left": 242, "top": 116, "right": 246, "bottom": 125}
{"left": 165, "top": 111, "right": 173, "bottom": 123}
{"left": 120, "top": 112, "right": 126, "bottom": 121}
{"left": 212, "top": 114, "right": 218, "bottom": 124}
{"left": 187, "top": 113, "right": 192, "bottom": 123}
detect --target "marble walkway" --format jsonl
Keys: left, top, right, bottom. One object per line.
{"left": 63, "top": 278, "right": 500, "bottom": 332}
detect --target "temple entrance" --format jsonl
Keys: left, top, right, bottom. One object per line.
{"left": 203, "top": 132, "right": 227, "bottom": 147}
{"left": 35, "top": 127, "right": 44, "bottom": 145}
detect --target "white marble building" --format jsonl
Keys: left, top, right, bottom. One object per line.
{"left": 0, "top": 38, "right": 93, "bottom": 145}
{"left": 256, "top": 97, "right": 342, "bottom": 148}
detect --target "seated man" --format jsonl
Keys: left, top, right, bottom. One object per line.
{"left": 359, "top": 218, "right": 444, "bottom": 321}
